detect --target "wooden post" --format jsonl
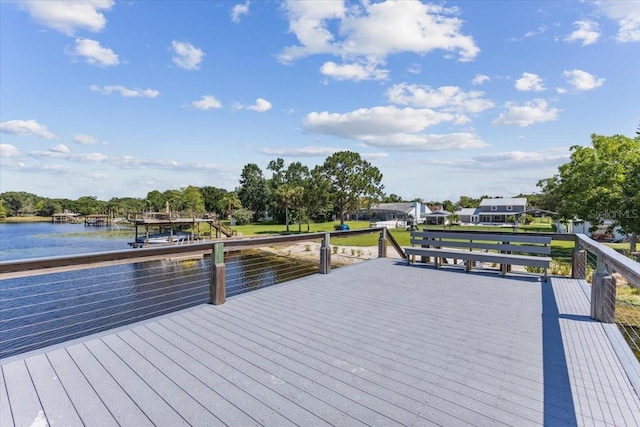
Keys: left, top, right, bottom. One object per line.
{"left": 572, "top": 248, "right": 587, "bottom": 280}
{"left": 210, "top": 242, "right": 225, "bottom": 305}
{"left": 590, "top": 253, "right": 616, "bottom": 323}
{"left": 591, "top": 273, "right": 616, "bottom": 323}
{"left": 319, "top": 233, "right": 331, "bottom": 274}
{"left": 378, "top": 228, "right": 387, "bottom": 258}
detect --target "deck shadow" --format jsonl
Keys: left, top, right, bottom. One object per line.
{"left": 542, "top": 281, "right": 578, "bottom": 426}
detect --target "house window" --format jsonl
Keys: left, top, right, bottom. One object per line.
{"left": 491, "top": 205, "right": 497, "bottom": 211}
{"left": 507, "top": 206, "right": 513, "bottom": 211}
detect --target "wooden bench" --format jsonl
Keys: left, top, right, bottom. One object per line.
{"left": 405, "top": 230, "right": 552, "bottom": 281}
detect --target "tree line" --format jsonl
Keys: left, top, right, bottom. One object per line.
{"left": 2, "top": 135, "right": 637, "bottom": 253}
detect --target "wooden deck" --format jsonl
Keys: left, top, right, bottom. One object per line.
{"left": 2, "top": 258, "right": 640, "bottom": 426}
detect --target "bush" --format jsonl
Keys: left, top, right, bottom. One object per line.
{"left": 232, "top": 208, "right": 253, "bottom": 225}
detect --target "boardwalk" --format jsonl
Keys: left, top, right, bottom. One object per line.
{"left": 2, "top": 258, "right": 640, "bottom": 426}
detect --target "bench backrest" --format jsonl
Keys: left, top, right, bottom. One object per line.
{"left": 410, "top": 230, "right": 551, "bottom": 255}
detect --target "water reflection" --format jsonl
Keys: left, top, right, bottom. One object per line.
{"left": 0, "top": 249, "right": 317, "bottom": 358}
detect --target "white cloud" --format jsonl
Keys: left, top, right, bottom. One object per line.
{"left": 29, "top": 150, "right": 109, "bottom": 163}
{"left": 231, "top": 2, "right": 250, "bottom": 23}
{"left": 118, "top": 156, "right": 223, "bottom": 172}
{"left": 189, "top": 95, "right": 223, "bottom": 110}
{"left": 279, "top": 0, "right": 478, "bottom": 80}
{"left": 386, "top": 84, "right": 494, "bottom": 116}
{"left": 594, "top": 1, "right": 640, "bottom": 42}
{"left": 51, "top": 144, "right": 70, "bottom": 153}
{"left": 171, "top": 41, "right": 205, "bottom": 70}
{"left": 260, "top": 146, "right": 339, "bottom": 157}
{"left": 361, "top": 152, "right": 389, "bottom": 160}
{"left": 320, "top": 61, "right": 389, "bottom": 81}
{"left": 472, "top": 74, "right": 490, "bottom": 85}
{"left": 90, "top": 85, "right": 159, "bottom": 98}
{"left": 563, "top": 69, "right": 605, "bottom": 91}
{"left": 17, "top": 0, "right": 114, "bottom": 35}
{"left": 237, "top": 98, "right": 272, "bottom": 112}
{"left": 431, "top": 148, "right": 570, "bottom": 170}
{"left": 74, "top": 134, "right": 98, "bottom": 145}
{"left": 564, "top": 20, "right": 600, "bottom": 46}
{"left": 303, "top": 106, "right": 487, "bottom": 151}
{"left": 515, "top": 72, "right": 545, "bottom": 92}
{"left": 70, "top": 38, "right": 119, "bottom": 66}
{"left": 0, "top": 144, "right": 20, "bottom": 158}
{"left": 493, "top": 99, "right": 560, "bottom": 127}
{"left": 408, "top": 63, "right": 422, "bottom": 74}
{"left": 556, "top": 87, "right": 568, "bottom": 94}
{"left": 510, "top": 25, "right": 548, "bottom": 41}
{"left": 0, "top": 119, "right": 55, "bottom": 139}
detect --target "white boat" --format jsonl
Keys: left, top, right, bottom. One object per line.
{"left": 136, "top": 232, "right": 192, "bottom": 245}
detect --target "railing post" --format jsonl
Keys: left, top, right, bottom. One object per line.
{"left": 590, "top": 253, "right": 616, "bottom": 323}
{"left": 319, "top": 233, "right": 331, "bottom": 274}
{"left": 210, "top": 242, "right": 225, "bottom": 305}
{"left": 378, "top": 228, "right": 387, "bottom": 258}
{"left": 572, "top": 243, "right": 587, "bottom": 279}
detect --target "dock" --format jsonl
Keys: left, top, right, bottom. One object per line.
{"left": 130, "top": 212, "right": 237, "bottom": 247}
{"left": 2, "top": 258, "right": 639, "bottom": 426}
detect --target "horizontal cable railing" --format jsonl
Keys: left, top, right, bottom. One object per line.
{"left": 0, "top": 228, "right": 390, "bottom": 359}
{"left": 573, "top": 234, "right": 640, "bottom": 359}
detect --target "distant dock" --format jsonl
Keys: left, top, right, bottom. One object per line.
{"left": 129, "top": 212, "right": 236, "bottom": 248}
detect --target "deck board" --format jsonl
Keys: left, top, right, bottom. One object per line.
{"left": 24, "top": 354, "right": 85, "bottom": 427}
{"left": 2, "top": 258, "right": 640, "bottom": 426}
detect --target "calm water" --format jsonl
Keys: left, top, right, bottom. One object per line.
{"left": 0, "top": 222, "right": 316, "bottom": 358}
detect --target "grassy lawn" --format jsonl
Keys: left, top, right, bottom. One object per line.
{"left": 2, "top": 216, "right": 51, "bottom": 223}
{"left": 213, "top": 220, "right": 372, "bottom": 237}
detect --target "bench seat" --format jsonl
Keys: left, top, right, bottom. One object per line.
{"left": 405, "top": 230, "right": 552, "bottom": 280}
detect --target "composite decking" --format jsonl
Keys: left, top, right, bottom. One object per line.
{"left": 2, "top": 258, "right": 640, "bottom": 426}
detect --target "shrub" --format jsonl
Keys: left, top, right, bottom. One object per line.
{"left": 232, "top": 208, "right": 253, "bottom": 225}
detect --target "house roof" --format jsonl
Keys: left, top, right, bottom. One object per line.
{"left": 479, "top": 197, "right": 527, "bottom": 207}
{"left": 367, "top": 202, "right": 414, "bottom": 214}
{"left": 456, "top": 208, "right": 479, "bottom": 216}
{"left": 425, "top": 210, "right": 452, "bottom": 216}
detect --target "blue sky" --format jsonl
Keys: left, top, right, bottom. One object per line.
{"left": 1, "top": 0, "right": 638, "bottom": 202}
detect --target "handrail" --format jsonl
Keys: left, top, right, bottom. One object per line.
{"left": 575, "top": 233, "right": 640, "bottom": 288}
{"left": 0, "top": 228, "right": 386, "bottom": 280}
{"left": 386, "top": 229, "right": 406, "bottom": 258}
{"left": 422, "top": 227, "right": 577, "bottom": 242}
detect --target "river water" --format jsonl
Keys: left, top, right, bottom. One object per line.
{"left": 0, "top": 222, "right": 317, "bottom": 358}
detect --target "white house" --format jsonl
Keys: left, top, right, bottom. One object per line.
{"left": 354, "top": 201, "right": 430, "bottom": 227}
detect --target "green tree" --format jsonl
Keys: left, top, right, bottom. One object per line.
{"left": 237, "top": 163, "right": 270, "bottom": 221}
{"left": 442, "top": 200, "right": 455, "bottom": 212}
{"left": 314, "top": 151, "right": 384, "bottom": 226}
{"left": 74, "top": 196, "right": 105, "bottom": 215}
{"left": 456, "top": 195, "right": 481, "bottom": 208}
{"left": 200, "top": 186, "right": 228, "bottom": 215}
{"left": 383, "top": 194, "right": 403, "bottom": 203}
{"left": 163, "top": 190, "right": 183, "bottom": 212}
{"left": 0, "top": 199, "right": 7, "bottom": 219}
{"left": 275, "top": 185, "right": 300, "bottom": 232}
{"left": 538, "top": 134, "right": 640, "bottom": 252}
{"left": 182, "top": 186, "right": 205, "bottom": 214}
{"left": 146, "top": 190, "right": 166, "bottom": 211}
{"left": 221, "top": 192, "right": 242, "bottom": 218}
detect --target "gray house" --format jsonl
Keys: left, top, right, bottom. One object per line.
{"left": 456, "top": 198, "right": 527, "bottom": 225}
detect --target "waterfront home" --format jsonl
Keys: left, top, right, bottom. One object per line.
{"left": 354, "top": 201, "right": 430, "bottom": 226}
{"left": 456, "top": 197, "right": 527, "bottom": 225}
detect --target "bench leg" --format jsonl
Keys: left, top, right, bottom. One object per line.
{"left": 543, "top": 268, "right": 548, "bottom": 282}
{"left": 434, "top": 257, "right": 439, "bottom": 269}
{"left": 406, "top": 255, "right": 410, "bottom": 265}
{"left": 465, "top": 260, "right": 471, "bottom": 272}
{"left": 501, "top": 264, "right": 508, "bottom": 276}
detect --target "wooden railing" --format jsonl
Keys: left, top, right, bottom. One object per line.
{"left": 572, "top": 234, "right": 640, "bottom": 323}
